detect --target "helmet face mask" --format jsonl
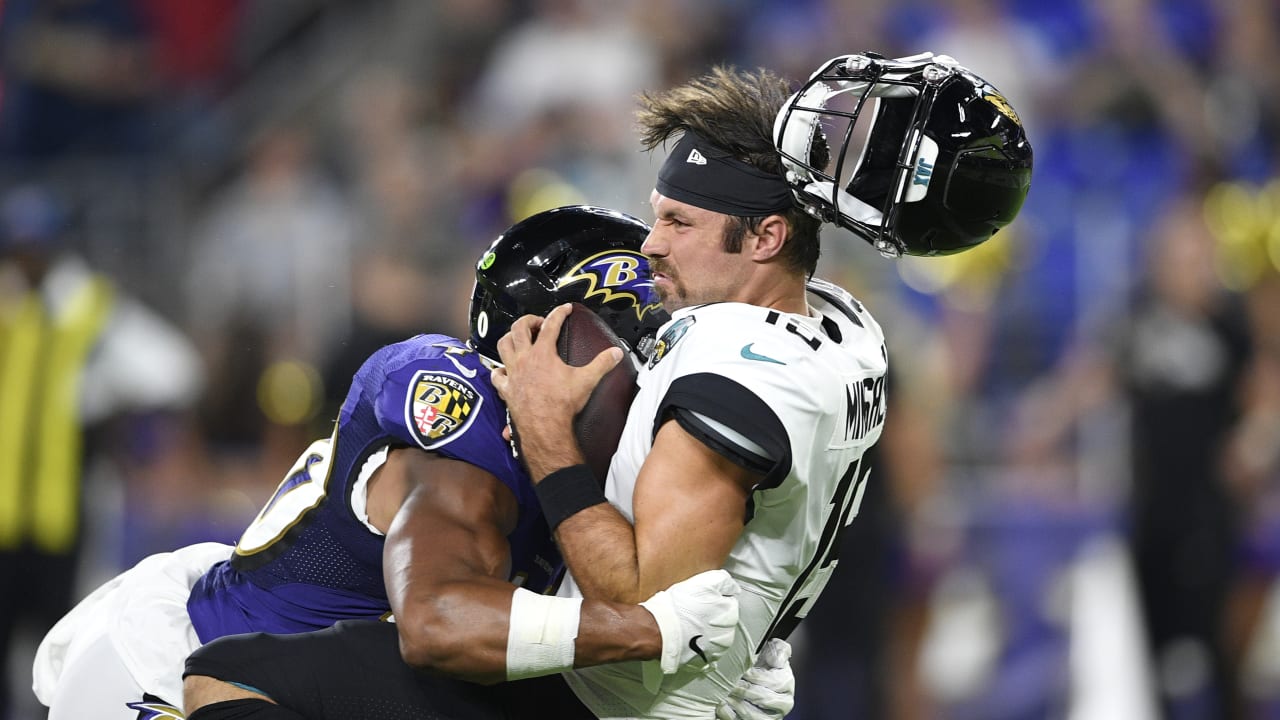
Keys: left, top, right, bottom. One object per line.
{"left": 468, "top": 205, "right": 670, "bottom": 364}
{"left": 774, "top": 52, "right": 1033, "bottom": 258}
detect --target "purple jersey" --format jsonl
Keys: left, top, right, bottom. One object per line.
{"left": 187, "top": 335, "right": 562, "bottom": 643}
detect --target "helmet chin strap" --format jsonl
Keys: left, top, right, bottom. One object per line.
{"left": 797, "top": 180, "right": 903, "bottom": 258}
{"left": 799, "top": 181, "right": 882, "bottom": 225}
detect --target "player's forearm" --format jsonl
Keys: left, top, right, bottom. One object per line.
{"left": 515, "top": 418, "right": 585, "bottom": 481}
{"left": 517, "top": 417, "right": 646, "bottom": 602}
{"left": 393, "top": 577, "right": 662, "bottom": 683}
{"left": 391, "top": 576, "right": 516, "bottom": 684}
{"left": 575, "top": 600, "right": 663, "bottom": 666}
{"left": 555, "top": 502, "right": 645, "bottom": 603}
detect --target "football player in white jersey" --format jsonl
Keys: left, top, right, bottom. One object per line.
{"left": 492, "top": 53, "right": 1031, "bottom": 719}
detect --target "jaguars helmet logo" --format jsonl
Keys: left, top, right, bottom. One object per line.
{"left": 982, "top": 87, "right": 1021, "bottom": 126}
{"left": 127, "top": 695, "right": 185, "bottom": 720}
{"left": 647, "top": 315, "right": 696, "bottom": 369}
{"left": 405, "top": 370, "right": 482, "bottom": 450}
{"left": 558, "top": 250, "right": 664, "bottom": 322}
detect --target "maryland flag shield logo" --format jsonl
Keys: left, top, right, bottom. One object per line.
{"left": 405, "top": 370, "right": 482, "bottom": 449}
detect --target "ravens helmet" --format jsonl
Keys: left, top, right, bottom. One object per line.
{"left": 469, "top": 205, "right": 669, "bottom": 364}
{"left": 774, "top": 52, "right": 1033, "bottom": 257}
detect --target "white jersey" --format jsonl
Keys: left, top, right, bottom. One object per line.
{"left": 32, "top": 542, "right": 232, "bottom": 718}
{"left": 560, "top": 279, "right": 888, "bottom": 719}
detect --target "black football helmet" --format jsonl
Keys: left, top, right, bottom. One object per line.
{"left": 774, "top": 52, "right": 1033, "bottom": 257}
{"left": 469, "top": 205, "right": 669, "bottom": 364}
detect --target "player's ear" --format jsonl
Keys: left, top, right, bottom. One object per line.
{"left": 749, "top": 214, "right": 789, "bottom": 263}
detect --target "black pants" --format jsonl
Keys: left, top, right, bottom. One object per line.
{"left": 185, "top": 620, "right": 595, "bottom": 720}
{"left": 1, "top": 545, "right": 78, "bottom": 718}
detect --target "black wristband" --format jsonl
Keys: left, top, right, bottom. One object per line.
{"left": 535, "top": 464, "right": 606, "bottom": 531}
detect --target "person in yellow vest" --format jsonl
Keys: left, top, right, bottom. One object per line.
{"left": 0, "top": 183, "right": 203, "bottom": 719}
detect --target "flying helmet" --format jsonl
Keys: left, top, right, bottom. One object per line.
{"left": 774, "top": 52, "right": 1033, "bottom": 257}
{"left": 469, "top": 205, "right": 669, "bottom": 363}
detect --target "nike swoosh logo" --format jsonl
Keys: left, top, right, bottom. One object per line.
{"left": 740, "top": 343, "right": 785, "bottom": 365}
{"left": 443, "top": 352, "right": 478, "bottom": 378}
{"left": 688, "top": 635, "right": 708, "bottom": 664}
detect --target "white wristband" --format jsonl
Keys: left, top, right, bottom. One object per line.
{"left": 505, "top": 587, "right": 583, "bottom": 680}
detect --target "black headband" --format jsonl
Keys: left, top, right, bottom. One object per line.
{"left": 655, "top": 130, "right": 795, "bottom": 216}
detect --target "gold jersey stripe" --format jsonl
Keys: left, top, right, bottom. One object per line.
{"left": 0, "top": 295, "right": 46, "bottom": 548}
{"left": 32, "top": 278, "right": 114, "bottom": 553}
{"left": 0, "top": 277, "right": 113, "bottom": 553}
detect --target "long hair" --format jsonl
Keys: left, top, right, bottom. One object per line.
{"left": 635, "top": 66, "right": 828, "bottom": 276}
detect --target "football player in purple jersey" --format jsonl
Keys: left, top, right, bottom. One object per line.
{"left": 36, "top": 206, "right": 762, "bottom": 720}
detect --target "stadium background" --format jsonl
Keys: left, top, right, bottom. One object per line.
{"left": 2, "top": 0, "right": 1280, "bottom": 718}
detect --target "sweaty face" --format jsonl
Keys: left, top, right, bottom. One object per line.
{"left": 642, "top": 191, "right": 747, "bottom": 312}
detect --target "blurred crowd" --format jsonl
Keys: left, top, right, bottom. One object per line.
{"left": 2, "top": 0, "right": 1280, "bottom": 719}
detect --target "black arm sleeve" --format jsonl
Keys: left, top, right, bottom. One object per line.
{"left": 185, "top": 621, "right": 499, "bottom": 720}
{"left": 655, "top": 372, "right": 792, "bottom": 491}
{"left": 184, "top": 620, "right": 593, "bottom": 720}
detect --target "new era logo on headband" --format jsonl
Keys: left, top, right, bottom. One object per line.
{"left": 657, "top": 129, "right": 794, "bottom": 215}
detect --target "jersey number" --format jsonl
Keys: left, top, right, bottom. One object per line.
{"left": 760, "top": 456, "right": 869, "bottom": 648}
{"left": 765, "top": 310, "right": 823, "bottom": 350}
{"left": 235, "top": 436, "right": 335, "bottom": 556}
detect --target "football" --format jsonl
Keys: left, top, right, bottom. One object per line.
{"left": 557, "top": 302, "right": 639, "bottom": 483}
